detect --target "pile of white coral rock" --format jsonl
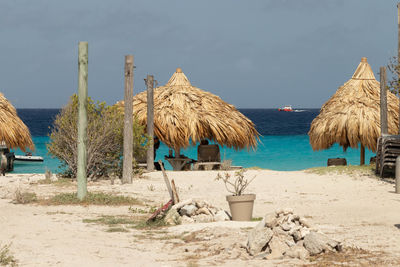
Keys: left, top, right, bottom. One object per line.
{"left": 247, "top": 208, "right": 342, "bottom": 260}
{"left": 164, "top": 198, "right": 231, "bottom": 225}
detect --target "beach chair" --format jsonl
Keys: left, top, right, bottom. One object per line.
{"left": 376, "top": 135, "right": 400, "bottom": 177}
{"left": 193, "top": 144, "right": 221, "bottom": 170}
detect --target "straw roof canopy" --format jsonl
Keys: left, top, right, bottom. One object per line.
{"left": 0, "top": 93, "right": 34, "bottom": 151}
{"left": 308, "top": 57, "right": 399, "bottom": 152}
{"left": 117, "top": 68, "right": 259, "bottom": 151}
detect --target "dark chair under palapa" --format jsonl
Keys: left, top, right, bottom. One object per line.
{"left": 375, "top": 135, "right": 400, "bottom": 177}
{"left": 193, "top": 144, "right": 221, "bottom": 170}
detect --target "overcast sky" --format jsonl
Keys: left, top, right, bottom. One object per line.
{"left": 0, "top": 0, "right": 398, "bottom": 108}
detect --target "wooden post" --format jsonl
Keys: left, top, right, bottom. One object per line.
{"left": 396, "top": 156, "right": 400, "bottom": 193}
{"left": 77, "top": 42, "right": 88, "bottom": 200}
{"left": 398, "top": 3, "right": 400, "bottom": 133}
{"left": 159, "top": 160, "right": 174, "bottom": 202}
{"left": 146, "top": 75, "right": 155, "bottom": 171}
{"left": 360, "top": 144, "right": 365, "bottom": 166}
{"left": 380, "top": 66, "right": 388, "bottom": 135}
{"left": 122, "top": 55, "right": 134, "bottom": 184}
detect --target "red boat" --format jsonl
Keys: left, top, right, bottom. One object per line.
{"left": 278, "top": 105, "right": 293, "bottom": 112}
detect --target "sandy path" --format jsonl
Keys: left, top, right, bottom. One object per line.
{"left": 1, "top": 169, "right": 400, "bottom": 266}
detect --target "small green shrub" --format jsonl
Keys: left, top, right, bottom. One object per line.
{"left": 42, "top": 192, "right": 142, "bottom": 206}
{"left": 47, "top": 94, "right": 150, "bottom": 179}
{"left": 106, "top": 227, "right": 129, "bottom": 233}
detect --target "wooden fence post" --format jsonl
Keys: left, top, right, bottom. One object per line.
{"left": 398, "top": 3, "right": 400, "bottom": 133}
{"left": 146, "top": 75, "right": 155, "bottom": 171}
{"left": 380, "top": 66, "right": 388, "bottom": 135}
{"left": 77, "top": 42, "right": 88, "bottom": 200}
{"left": 122, "top": 55, "right": 134, "bottom": 184}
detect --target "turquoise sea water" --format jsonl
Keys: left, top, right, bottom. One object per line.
{"left": 11, "top": 135, "right": 374, "bottom": 173}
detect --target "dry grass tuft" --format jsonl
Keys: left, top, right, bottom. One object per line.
{"left": 40, "top": 192, "right": 143, "bottom": 206}
{"left": 305, "top": 164, "right": 375, "bottom": 177}
{"left": 0, "top": 243, "right": 18, "bottom": 267}
{"left": 304, "top": 247, "right": 400, "bottom": 266}
{"left": 13, "top": 189, "right": 37, "bottom": 204}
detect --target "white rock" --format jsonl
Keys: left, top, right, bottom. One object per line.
{"left": 299, "top": 217, "right": 312, "bottom": 228}
{"left": 303, "top": 232, "right": 339, "bottom": 255}
{"left": 282, "top": 208, "right": 294, "bottom": 215}
{"left": 214, "top": 210, "right": 230, "bottom": 222}
{"left": 172, "top": 198, "right": 193, "bottom": 210}
{"left": 164, "top": 209, "right": 181, "bottom": 225}
{"left": 193, "top": 214, "right": 213, "bottom": 223}
{"left": 284, "top": 244, "right": 310, "bottom": 260}
{"left": 264, "top": 212, "right": 278, "bottom": 228}
{"left": 266, "top": 235, "right": 289, "bottom": 260}
{"left": 281, "top": 222, "right": 296, "bottom": 231}
{"left": 275, "top": 208, "right": 284, "bottom": 215}
{"left": 247, "top": 227, "right": 273, "bottom": 256}
{"left": 300, "top": 227, "right": 310, "bottom": 238}
{"left": 194, "top": 200, "right": 206, "bottom": 209}
{"left": 179, "top": 204, "right": 197, "bottom": 217}
{"left": 196, "top": 207, "right": 211, "bottom": 216}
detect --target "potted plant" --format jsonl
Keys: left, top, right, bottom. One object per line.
{"left": 215, "top": 169, "right": 256, "bottom": 221}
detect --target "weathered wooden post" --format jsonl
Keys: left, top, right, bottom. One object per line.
{"left": 146, "top": 75, "right": 155, "bottom": 171}
{"left": 122, "top": 55, "right": 134, "bottom": 184}
{"left": 77, "top": 42, "right": 88, "bottom": 200}
{"left": 380, "top": 66, "right": 388, "bottom": 135}
{"left": 396, "top": 156, "right": 400, "bottom": 193}
{"left": 398, "top": 3, "right": 400, "bottom": 133}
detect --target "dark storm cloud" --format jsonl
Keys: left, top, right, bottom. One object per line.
{"left": 0, "top": 0, "right": 398, "bottom": 108}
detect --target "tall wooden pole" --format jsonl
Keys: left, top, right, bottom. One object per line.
{"left": 77, "top": 42, "right": 88, "bottom": 200}
{"left": 146, "top": 75, "right": 155, "bottom": 171}
{"left": 398, "top": 3, "right": 400, "bottom": 133}
{"left": 380, "top": 66, "right": 388, "bottom": 135}
{"left": 122, "top": 55, "right": 134, "bottom": 184}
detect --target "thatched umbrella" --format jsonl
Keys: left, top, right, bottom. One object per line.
{"left": 0, "top": 93, "right": 34, "bottom": 151}
{"left": 117, "top": 68, "right": 259, "bottom": 152}
{"left": 308, "top": 57, "right": 399, "bottom": 165}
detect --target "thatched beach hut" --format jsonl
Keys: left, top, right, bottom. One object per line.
{"left": 117, "top": 68, "right": 259, "bottom": 152}
{"left": 0, "top": 93, "right": 34, "bottom": 151}
{"left": 308, "top": 57, "right": 399, "bottom": 165}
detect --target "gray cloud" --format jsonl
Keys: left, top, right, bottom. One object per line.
{"left": 0, "top": 0, "right": 398, "bottom": 108}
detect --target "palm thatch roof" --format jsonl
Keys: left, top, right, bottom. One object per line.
{"left": 117, "top": 68, "right": 259, "bottom": 150}
{"left": 308, "top": 57, "right": 399, "bottom": 153}
{"left": 0, "top": 93, "right": 34, "bottom": 151}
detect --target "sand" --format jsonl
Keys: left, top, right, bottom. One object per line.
{"left": 1, "top": 169, "right": 400, "bottom": 266}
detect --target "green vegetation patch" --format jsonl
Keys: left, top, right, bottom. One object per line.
{"left": 13, "top": 190, "right": 37, "bottom": 204}
{"left": 83, "top": 215, "right": 137, "bottom": 226}
{"left": 83, "top": 214, "right": 168, "bottom": 233}
{"left": 0, "top": 243, "right": 18, "bottom": 267}
{"left": 38, "top": 177, "right": 73, "bottom": 187}
{"left": 305, "top": 164, "right": 375, "bottom": 177}
{"left": 41, "top": 192, "right": 143, "bottom": 206}
{"left": 106, "top": 227, "right": 129, "bottom": 233}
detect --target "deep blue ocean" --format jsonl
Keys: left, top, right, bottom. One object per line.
{"left": 12, "top": 108, "right": 374, "bottom": 173}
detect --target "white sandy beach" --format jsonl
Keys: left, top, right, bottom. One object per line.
{"left": 1, "top": 169, "right": 400, "bottom": 266}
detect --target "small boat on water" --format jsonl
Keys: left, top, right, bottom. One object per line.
{"left": 14, "top": 154, "right": 44, "bottom": 162}
{"left": 278, "top": 105, "right": 294, "bottom": 112}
